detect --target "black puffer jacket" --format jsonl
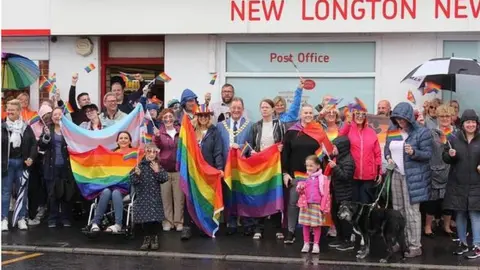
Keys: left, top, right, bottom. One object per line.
{"left": 1, "top": 120, "right": 37, "bottom": 176}
{"left": 331, "top": 136, "right": 356, "bottom": 202}
{"left": 199, "top": 125, "right": 224, "bottom": 170}
{"left": 442, "top": 109, "right": 480, "bottom": 211}
{"left": 251, "top": 119, "right": 285, "bottom": 152}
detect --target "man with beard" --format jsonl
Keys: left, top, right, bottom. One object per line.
{"left": 210, "top": 84, "right": 235, "bottom": 124}
{"left": 377, "top": 100, "right": 392, "bottom": 117}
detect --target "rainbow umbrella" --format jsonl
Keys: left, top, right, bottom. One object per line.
{"left": 2, "top": 52, "right": 40, "bottom": 90}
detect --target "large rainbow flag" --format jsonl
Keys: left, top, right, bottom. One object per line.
{"left": 69, "top": 145, "right": 137, "bottom": 199}
{"left": 224, "top": 143, "right": 283, "bottom": 218}
{"left": 177, "top": 114, "right": 223, "bottom": 238}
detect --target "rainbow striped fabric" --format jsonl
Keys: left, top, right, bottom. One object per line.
{"left": 294, "top": 171, "right": 308, "bottom": 181}
{"left": 142, "top": 133, "right": 152, "bottom": 143}
{"left": 123, "top": 150, "right": 138, "bottom": 161}
{"left": 326, "top": 130, "right": 338, "bottom": 142}
{"left": 84, "top": 63, "right": 96, "bottom": 73}
{"left": 63, "top": 102, "right": 74, "bottom": 114}
{"left": 315, "top": 146, "right": 326, "bottom": 161}
{"left": 69, "top": 145, "right": 135, "bottom": 199}
{"left": 387, "top": 129, "right": 403, "bottom": 141}
{"left": 224, "top": 143, "right": 283, "bottom": 218}
{"left": 440, "top": 127, "right": 454, "bottom": 144}
{"left": 177, "top": 114, "right": 223, "bottom": 237}
{"left": 29, "top": 113, "right": 41, "bottom": 125}
{"left": 157, "top": 72, "right": 171, "bottom": 82}
{"left": 209, "top": 73, "right": 217, "bottom": 85}
{"left": 423, "top": 82, "right": 440, "bottom": 95}
{"left": 407, "top": 90, "right": 416, "bottom": 104}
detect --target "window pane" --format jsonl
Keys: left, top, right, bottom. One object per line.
{"left": 443, "top": 41, "right": 480, "bottom": 113}
{"left": 226, "top": 77, "right": 375, "bottom": 121}
{"left": 226, "top": 42, "right": 376, "bottom": 73}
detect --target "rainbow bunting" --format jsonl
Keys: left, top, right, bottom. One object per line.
{"left": 84, "top": 63, "right": 96, "bottom": 73}
{"left": 294, "top": 171, "right": 308, "bottom": 181}
{"left": 177, "top": 114, "right": 224, "bottom": 237}
{"left": 387, "top": 129, "right": 403, "bottom": 141}
{"left": 423, "top": 82, "right": 440, "bottom": 95}
{"left": 29, "top": 113, "right": 41, "bottom": 125}
{"left": 69, "top": 145, "right": 136, "bottom": 199}
{"left": 407, "top": 90, "right": 416, "bottom": 104}
{"left": 157, "top": 72, "right": 171, "bottom": 83}
{"left": 224, "top": 143, "right": 283, "bottom": 218}
{"left": 209, "top": 73, "right": 218, "bottom": 85}
{"left": 123, "top": 150, "right": 138, "bottom": 161}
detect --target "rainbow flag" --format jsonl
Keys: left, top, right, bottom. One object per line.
{"left": 123, "top": 150, "right": 138, "bottom": 161}
{"left": 224, "top": 143, "right": 283, "bottom": 218}
{"left": 423, "top": 82, "right": 440, "bottom": 95}
{"left": 84, "top": 63, "right": 96, "bottom": 73}
{"left": 49, "top": 73, "right": 57, "bottom": 83}
{"left": 63, "top": 102, "right": 74, "bottom": 114}
{"left": 440, "top": 127, "right": 454, "bottom": 144}
{"left": 387, "top": 129, "right": 403, "bottom": 141}
{"left": 327, "top": 98, "right": 343, "bottom": 106}
{"left": 142, "top": 133, "right": 152, "bottom": 143}
{"left": 69, "top": 145, "right": 135, "bottom": 199}
{"left": 177, "top": 114, "right": 223, "bottom": 237}
{"left": 29, "top": 113, "right": 41, "bottom": 125}
{"left": 209, "top": 73, "right": 217, "bottom": 85}
{"left": 120, "top": 72, "right": 129, "bottom": 83}
{"left": 407, "top": 90, "right": 416, "bottom": 104}
{"left": 157, "top": 72, "right": 171, "bottom": 82}
{"left": 294, "top": 171, "right": 308, "bottom": 181}
{"left": 315, "top": 146, "right": 327, "bottom": 161}
{"left": 353, "top": 97, "right": 368, "bottom": 112}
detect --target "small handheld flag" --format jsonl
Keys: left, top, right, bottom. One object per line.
{"left": 123, "top": 150, "right": 139, "bottom": 161}
{"left": 407, "top": 90, "right": 416, "bottom": 104}
{"left": 209, "top": 73, "right": 218, "bottom": 85}
{"left": 119, "top": 72, "right": 129, "bottom": 83}
{"left": 157, "top": 72, "right": 171, "bottom": 83}
{"left": 142, "top": 133, "right": 152, "bottom": 144}
{"left": 29, "top": 113, "right": 41, "bottom": 125}
{"left": 423, "top": 82, "right": 440, "bottom": 95}
{"left": 63, "top": 102, "right": 74, "bottom": 114}
{"left": 294, "top": 171, "right": 308, "bottom": 181}
{"left": 327, "top": 98, "right": 343, "bottom": 106}
{"left": 84, "top": 63, "right": 96, "bottom": 73}
{"left": 387, "top": 129, "right": 403, "bottom": 141}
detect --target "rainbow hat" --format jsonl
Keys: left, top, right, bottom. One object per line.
{"left": 195, "top": 104, "right": 213, "bottom": 115}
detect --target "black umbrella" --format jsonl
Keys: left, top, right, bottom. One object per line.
{"left": 401, "top": 57, "right": 480, "bottom": 91}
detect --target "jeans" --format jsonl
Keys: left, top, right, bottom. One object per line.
{"left": 1, "top": 159, "right": 26, "bottom": 220}
{"left": 287, "top": 181, "right": 299, "bottom": 233}
{"left": 456, "top": 210, "right": 480, "bottom": 246}
{"left": 92, "top": 188, "right": 124, "bottom": 225}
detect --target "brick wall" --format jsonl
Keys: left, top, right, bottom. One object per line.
{"left": 38, "top": 60, "right": 49, "bottom": 102}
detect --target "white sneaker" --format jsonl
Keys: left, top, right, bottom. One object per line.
{"left": 176, "top": 225, "right": 183, "bottom": 232}
{"left": 35, "top": 206, "right": 46, "bottom": 220}
{"left": 327, "top": 227, "right": 337, "bottom": 237}
{"left": 253, "top": 232, "right": 262, "bottom": 240}
{"left": 17, "top": 219, "right": 28, "bottom": 230}
{"left": 27, "top": 218, "right": 41, "bottom": 226}
{"left": 163, "top": 224, "right": 172, "bottom": 232}
{"left": 301, "top": 243, "right": 310, "bottom": 253}
{"left": 312, "top": 244, "right": 320, "bottom": 254}
{"left": 2, "top": 219, "right": 9, "bottom": 231}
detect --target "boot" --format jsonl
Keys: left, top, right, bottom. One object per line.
{"left": 181, "top": 226, "right": 192, "bottom": 241}
{"left": 140, "top": 236, "right": 151, "bottom": 250}
{"left": 150, "top": 235, "right": 159, "bottom": 250}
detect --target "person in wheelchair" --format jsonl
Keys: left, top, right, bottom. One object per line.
{"left": 90, "top": 131, "right": 134, "bottom": 233}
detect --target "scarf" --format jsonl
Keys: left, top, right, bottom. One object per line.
{"left": 6, "top": 118, "right": 26, "bottom": 148}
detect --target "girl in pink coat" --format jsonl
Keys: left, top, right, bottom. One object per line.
{"left": 339, "top": 103, "right": 382, "bottom": 204}
{"left": 296, "top": 155, "right": 331, "bottom": 254}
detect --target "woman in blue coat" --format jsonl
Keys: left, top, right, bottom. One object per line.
{"left": 384, "top": 102, "right": 433, "bottom": 258}
{"left": 181, "top": 104, "right": 224, "bottom": 240}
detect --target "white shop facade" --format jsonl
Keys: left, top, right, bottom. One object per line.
{"left": 2, "top": 0, "right": 480, "bottom": 119}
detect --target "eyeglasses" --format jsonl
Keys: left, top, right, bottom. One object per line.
{"left": 429, "top": 106, "right": 437, "bottom": 109}
{"left": 354, "top": 112, "right": 366, "bottom": 117}
{"left": 438, "top": 115, "right": 450, "bottom": 118}
{"left": 145, "top": 149, "right": 157, "bottom": 154}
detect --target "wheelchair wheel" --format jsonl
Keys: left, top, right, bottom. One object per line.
{"left": 124, "top": 226, "right": 135, "bottom": 240}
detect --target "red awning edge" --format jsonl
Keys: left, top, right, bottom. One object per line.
{"left": 2, "top": 29, "right": 51, "bottom": 37}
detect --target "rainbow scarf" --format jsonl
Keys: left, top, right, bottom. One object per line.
{"left": 224, "top": 143, "right": 283, "bottom": 218}
{"left": 289, "top": 122, "right": 334, "bottom": 154}
{"left": 69, "top": 145, "right": 136, "bottom": 200}
{"left": 177, "top": 114, "right": 223, "bottom": 238}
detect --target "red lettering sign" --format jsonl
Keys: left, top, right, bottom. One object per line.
{"left": 269, "top": 53, "right": 330, "bottom": 63}
{"left": 231, "top": 0, "right": 285, "bottom": 21}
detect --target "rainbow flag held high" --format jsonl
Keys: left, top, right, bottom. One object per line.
{"left": 157, "top": 72, "right": 172, "bottom": 83}
{"left": 123, "top": 150, "right": 138, "bottom": 161}
{"left": 69, "top": 145, "right": 136, "bottom": 200}
{"left": 63, "top": 102, "right": 74, "bottom": 114}
{"left": 224, "top": 143, "right": 283, "bottom": 218}
{"left": 423, "top": 82, "right": 440, "bottom": 95}
{"left": 84, "top": 63, "right": 96, "bottom": 73}
{"left": 49, "top": 73, "right": 57, "bottom": 83}
{"left": 294, "top": 171, "right": 308, "bottom": 181}
{"left": 209, "top": 73, "right": 217, "bottom": 85}
{"left": 120, "top": 72, "right": 130, "bottom": 83}
{"left": 327, "top": 98, "right": 343, "bottom": 106}
{"left": 29, "top": 113, "right": 41, "bottom": 125}
{"left": 177, "top": 114, "right": 223, "bottom": 237}
{"left": 387, "top": 129, "right": 403, "bottom": 141}
{"left": 407, "top": 90, "right": 416, "bottom": 104}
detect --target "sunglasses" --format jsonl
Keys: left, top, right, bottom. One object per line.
{"left": 145, "top": 149, "right": 158, "bottom": 154}
{"left": 429, "top": 106, "right": 437, "bottom": 109}
{"left": 354, "top": 112, "right": 366, "bottom": 117}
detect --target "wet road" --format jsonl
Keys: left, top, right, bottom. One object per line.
{"left": 0, "top": 252, "right": 460, "bottom": 270}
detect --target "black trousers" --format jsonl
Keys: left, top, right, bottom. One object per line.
{"left": 352, "top": 180, "right": 376, "bottom": 204}
{"left": 254, "top": 212, "right": 282, "bottom": 234}
{"left": 28, "top": 154, "right": 47, "bottom": 219}
{"left": 141, "top": 222, "right": 159, "bottom": 235}
{"left": 331, "top": 195, "right": 353, "bottom": 242}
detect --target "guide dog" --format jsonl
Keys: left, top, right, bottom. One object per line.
{"left": 337, "top": 201, "right": 408, "bottom": 263}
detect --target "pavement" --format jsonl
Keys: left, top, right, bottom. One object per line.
{"left": 1, "top": 220, "right": 479, "bottom": 269}
{"left": 2, "top": 252, "right": 454, "bottom": 270}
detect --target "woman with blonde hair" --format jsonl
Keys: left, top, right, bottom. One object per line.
{"left": 181, "top": 104, "right": 224, "bottom": 240}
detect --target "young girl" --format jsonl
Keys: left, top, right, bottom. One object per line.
{"left": 130, "top": 143, "right": 168, "bottom": 250}
{"left": 297, "top": 155, "right": 331, "bottom": 254}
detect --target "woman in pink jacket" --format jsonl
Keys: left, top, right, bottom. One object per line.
{"left": 339, "top": 105, "right": 382, "bottom": 204}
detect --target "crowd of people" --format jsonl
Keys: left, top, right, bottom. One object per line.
{"left": 1, "top": 73, "right": 479, "bottom": 260}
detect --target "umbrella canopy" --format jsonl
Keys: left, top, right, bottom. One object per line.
{"left": 2, "top": 52, "right": 40, "bottom": 90}
{"left": 401, "top": 57, "right": 480, "bottom": 92}
{"left": 12, "top": 170, "right": 29, "bottom": 225}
